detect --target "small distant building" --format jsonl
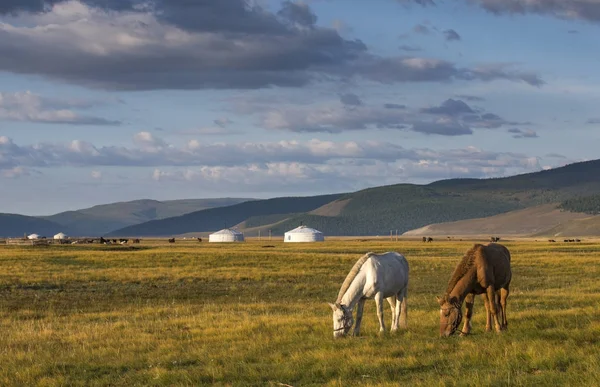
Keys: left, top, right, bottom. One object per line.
{"left": 53, "top": 232, "right": 68, "bottom": 240}
{"left": 209, "top": 229, "right": 245, "bottom": 243}
{"left": 284, "top": 226, "right": 324, "bottom": 243}
{"left": 27, "top": 234, "right": 40, "bottom": 240}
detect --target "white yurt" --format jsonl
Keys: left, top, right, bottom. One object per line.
{"left": 53, "top": 232, "right": 68, "bottom": 240}
{"left": 284, "top": 226, "right": 324, "bottom": 243}
{"left": 209, "top": 228, "right": 245, "bottom": 243}
{"left": 27, "top": 234, "right": 40, "bottom": 240}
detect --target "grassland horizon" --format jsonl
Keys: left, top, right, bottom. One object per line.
{"left": 0, "top": 240, "right": 599, "bottom": 386}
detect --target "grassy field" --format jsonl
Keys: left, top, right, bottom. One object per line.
{"left": 0, "top": 239, "right": 599, "bottom": 386}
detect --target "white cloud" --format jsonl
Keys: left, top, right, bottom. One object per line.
{"left": 0, "top": 133, "right": 552, "bottom": 189}
{"left": 0, "top": 91, "right": 120, "bottom": 125}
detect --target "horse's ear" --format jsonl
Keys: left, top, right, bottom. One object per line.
{"left": 436, "top": 296, "right": 443, "bottom": 306}
{"left": 327, "top": 302, "right": 337, "bottom": 311}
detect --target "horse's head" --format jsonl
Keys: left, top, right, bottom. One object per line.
{"left": 328, "top": 302, "right": 353, "bottom": 338}
{"left": 437, "top": 296, "right": 462, "bottom": 337}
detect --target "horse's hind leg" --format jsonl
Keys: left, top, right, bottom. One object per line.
{"left": 481, "top": 294, "right": 492, "bottom": 332}
{"left": 500, "top": 286, "right": 509, "bottom": 330}
{"left": 398, "top": 287, "right": 408, "bottom": 330}
{"left": 374, "top": 292, "right": 386, "bottom": 333}
{"left": 486, "top": 286, "right": 502, "bottom": 333}
{"left": 460, "top": 293, "right": 475, "bottom": 336}
{"left": 386, "top": 297, "right": 398, "bottom": 331}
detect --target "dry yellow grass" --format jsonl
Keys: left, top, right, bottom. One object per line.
{"left": 0, "top": 239, "right": 599, "bottom": 386}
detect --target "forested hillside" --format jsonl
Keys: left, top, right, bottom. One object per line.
{"left": 559, "top": 195, "right": 600, "bottom": 215}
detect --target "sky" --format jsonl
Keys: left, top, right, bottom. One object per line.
{"left": 1, "top": 0, "right": 599, "bottom": 215}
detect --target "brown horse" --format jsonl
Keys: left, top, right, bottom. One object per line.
{"left": 437, "top": 243, "right": 511, "bottom": 337}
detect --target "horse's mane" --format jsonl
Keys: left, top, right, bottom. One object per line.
{"left": 444, "top": 244, "right": 482, "bottom": 296}
{"left": 336, "top": 252, "right": 375, "bottom": 304}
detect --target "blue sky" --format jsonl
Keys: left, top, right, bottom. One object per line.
{"left": 1, "top": 0, "right": 599, "bottom": 215}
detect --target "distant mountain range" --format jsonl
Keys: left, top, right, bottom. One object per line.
{"left": 4, "top": 159, "right": 600, "bottom": 238}
{"left": 107, "top": 194, "right": 344, "bottom": 237}
{"left": 0, "top": 198, "right": 253, "bottom": 237}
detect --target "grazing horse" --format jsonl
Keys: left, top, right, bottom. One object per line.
{"left": 490, "top": 236, "right": 501, "bottom": 242}
{"left": 328, "top": 252, "right": 409, "bottom": 338}
{"left": 437, "top": 243, "right": 511, "bottom": 337}
{"left": 168, "top": 238, "right": 175, "bottom": 243}
{"left": 197, "top": 237, "right": 203, "bottom": 242}
{"left": 427, "top": 237, "right": 433, "bottom": 242}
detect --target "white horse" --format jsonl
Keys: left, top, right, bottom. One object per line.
{"left": 328, "top": 251, "right": 409, "bottom": 338}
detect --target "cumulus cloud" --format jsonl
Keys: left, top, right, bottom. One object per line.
{"left": 0, "top": 91, "right": 120, "bottom": 125}
{"left": 0, "top": 133, "right": 554, "bottom": 189}
{"left": 0, "top": 133, "right": 543, "bottom": 174}
{"left": 261, "top": 103, "right": 409, "bottom": 133}
{"left": 254, "top": 97, "right": 522, "bottom": 135}
{"left": 0, "top": 1, "right": 543, "bottom": 90}
{"left": 0, "top": 134, "right": 418, "bottom": 169}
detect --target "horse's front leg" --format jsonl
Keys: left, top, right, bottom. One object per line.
{"left": 460, "top": 293, "right": 475, "bottom": 336}
{"left": 353, "top": 298, "right": 366, "bottom": 336}
{"left": 374, "top": 292, "right": 385, "bottom": 333}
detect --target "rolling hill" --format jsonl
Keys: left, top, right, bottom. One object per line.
{"left": 106, "top": 158, "right": 600, "bottom": 237}
{"left": 402, "top": 204, "right": 590, "bottom": 237}
{"left": 0, "top": 214, "right": 69, "bottom": 238}
{"left": 107, "top": 194, "right": 344, "bottom": 237}
{"left": 40, "top": 198, "right": 254, "bottom": 236}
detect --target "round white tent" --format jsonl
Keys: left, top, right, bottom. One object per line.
{"left": 53, "top": 232, "right": 68, "bottom": 240}
{"left": 209, "top": 229, "right": 245, "bottom": 243}
{"left": 27, "top": 234, "right": 40, "bottom": 240}
{"left": 284, "top": 226, "right": 324, "bottom": 243}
